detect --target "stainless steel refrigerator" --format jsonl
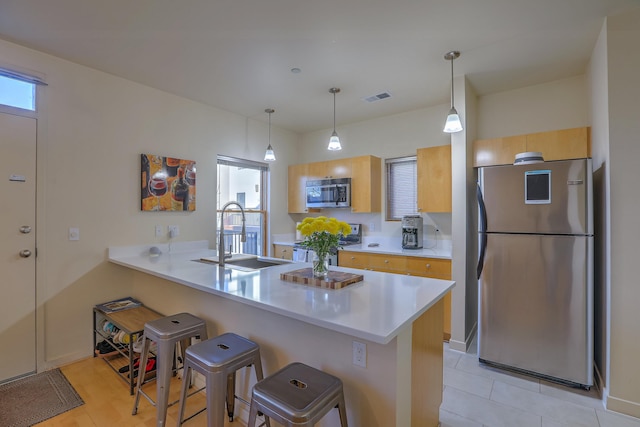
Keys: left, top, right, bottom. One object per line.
{"left": 477, "top": 158, "right": 593, "bottom": 388}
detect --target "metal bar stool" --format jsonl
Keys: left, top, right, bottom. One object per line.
{"left": 247, "top": 362, "right": 348, "bottom": 427}
{"left": 176, "top": 332, "right": 269, "bottom": 427}
{"left": 132, "top": 312, "right": 208, "bottom": 427}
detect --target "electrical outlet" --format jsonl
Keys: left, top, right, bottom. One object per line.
{"left": 68, "top": 227, "right": 80, "bottom": 241}
{"left": 369, "top": 222, "right": 375, "bottom": 231}
{"left": 168, "top": 225, "right": 179, "bottom": 238}
{"left": 352, "top": 341, "right": 366, "bottom": 367}
{"left": 155, "top": 225, "right": 163, "bottom": 238}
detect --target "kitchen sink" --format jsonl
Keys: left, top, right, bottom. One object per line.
{"left": 225, "top": 258, "right": 289, "bottom": 269}
{"left": 194, "top": 255, "right": 292, "bottom": 271}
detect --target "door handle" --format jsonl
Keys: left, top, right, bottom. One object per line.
{"left": 19, "top": 249, "right": 32, "bottom": 258}
{"left": 20, "top": 226, "right": 32, "bottom": 234}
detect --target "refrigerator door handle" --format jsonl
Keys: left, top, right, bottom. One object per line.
{"left": 477, "top": 183, "right": 488, "bottom": 279}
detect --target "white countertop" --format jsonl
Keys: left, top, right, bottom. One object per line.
{"left": 273, "top": 236, "right": 452, "bottom": 259}
{"left": 108, "top": 241, "right": 454, "bottom": 345}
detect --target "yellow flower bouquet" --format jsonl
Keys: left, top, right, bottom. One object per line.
{"left": 296, "top": 216, "right": 352, "bottom": 277}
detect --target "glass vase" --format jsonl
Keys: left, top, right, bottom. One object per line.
{"left": 312, "top": 252, "right": 330, "bottom": 279}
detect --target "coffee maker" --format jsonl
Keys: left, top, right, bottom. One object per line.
{"left": 401, "top": 215, "right": 423, "bottom": 249}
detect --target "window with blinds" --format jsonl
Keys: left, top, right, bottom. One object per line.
{"left": 386, "top": 156, "right": 417, "bottom": 220}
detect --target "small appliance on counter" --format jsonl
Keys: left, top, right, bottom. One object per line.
{"left": 339, "top": 223, "right": 362, "bottom": 246}
{"left": 401, "top": 215, "right": 423, "bottom": 249}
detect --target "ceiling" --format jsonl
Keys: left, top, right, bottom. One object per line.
{"left": 0, "top": 0, "right": 636, "bottom": 133}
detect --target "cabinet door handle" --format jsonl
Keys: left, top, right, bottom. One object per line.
{"left": 384, "top": 259, "right": 389, "bottom": 263}
{"left": 426, "top": 263, "right": 431, "bottom": 269}
{"left": 351, "top": 256, "right": 355, "bottom": 260}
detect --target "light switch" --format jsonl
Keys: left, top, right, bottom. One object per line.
{"left": 68, "top": 227, "right": 80, "bottom": 241}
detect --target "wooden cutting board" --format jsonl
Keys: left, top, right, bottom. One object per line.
{"left": 280, "top": 268, "right": 364, "bottom": 289}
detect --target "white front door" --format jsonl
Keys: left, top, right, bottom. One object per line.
{"left": 0, "top": 112, "right": 37, "bottom": 383}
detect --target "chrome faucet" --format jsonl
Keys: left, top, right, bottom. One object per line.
{"left": 218, "top": 201, "right": 246, "bottom": 268}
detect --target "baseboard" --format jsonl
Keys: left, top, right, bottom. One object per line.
{"left": 450, "top": 321, "right": 478, "bottom": 353}
{"left": 607, "top": 395, "right": 640, "bottom": 419}
{"left": 41, "top": 350, "right": 93, "bottom": 371}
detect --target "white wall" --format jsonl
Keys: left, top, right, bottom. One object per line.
{"left": 587, "top": 19, "right": 610, "bottom": 397}
{"left": 0, "top": 37, "right": 299, "bottom": 367}
{"left": 603, "top": 8, "right": 640, "bottom": 418}
{"left": 477, "top": 75, "right": 589, "bottom": 139}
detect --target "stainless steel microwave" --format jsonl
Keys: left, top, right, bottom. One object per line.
{"left": 305, "top": 178, "right": 351, "bottom": 208}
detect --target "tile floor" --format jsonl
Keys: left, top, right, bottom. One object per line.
{"left": 440, "top": 341, "right": 640, "bottom": 427}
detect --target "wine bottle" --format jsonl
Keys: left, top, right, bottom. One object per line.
{"left": 141, "top": 154, "right": 151, "bottom": 199}
{"left": 171, "top": 166, "right": 190, "bottom": 211}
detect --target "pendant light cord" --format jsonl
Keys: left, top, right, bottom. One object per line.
{"left": 333, "top": 90, "right": 337, "bottom": 132}
{"left": 268, "top": 110, "right": 272, "bottom": 146}
{"left": 450, "top": 56, "right": 455, "bottom": 109}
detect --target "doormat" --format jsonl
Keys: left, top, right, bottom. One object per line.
{"left": 0, "top": 368, "right": 84, "bottom": 426}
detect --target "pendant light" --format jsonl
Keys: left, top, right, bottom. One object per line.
{"left": 328, "top": 87, "right": 342, "bottom": 151}
{"left": 443, "top": 50, "right": 463, "bottom": 133}
{"left": 263, "top": 108, "right": 276, "bottom": 162}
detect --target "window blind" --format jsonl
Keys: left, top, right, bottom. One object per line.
{"left": 386, "top": 156, "right": 417, "bottom": 220}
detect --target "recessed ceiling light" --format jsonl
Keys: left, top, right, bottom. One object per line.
{"left": 290, "top": 67, "right": 301, "bottom": 74}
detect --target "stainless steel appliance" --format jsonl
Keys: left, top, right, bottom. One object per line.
{"left": 292, "top": 223, "right": 361, "bottom": 263}
{"left": 477, "top": 158, "right": 593, "bottom": 388}
{"left": 305, "top": 178, "right": 351, "bottom": 209}
{"left": 292, "top": 246, "right": 338, "bottom": 265}
{"left": 401, "top": 215, "right": 423, "bottom": 249}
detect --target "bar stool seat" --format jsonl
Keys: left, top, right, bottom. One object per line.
{"left": 247, "top": 362, "right": 348, "bottom": 427}
{"left": 132, "top": 312, "right": 208, "bottom": 427}
{"left": 176, "top": 332, "right": 269, "bottom": 427}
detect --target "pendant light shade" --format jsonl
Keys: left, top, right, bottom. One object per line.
{"left": 443, "top": 51, "right": 463, "bottom": 133}
{"left": 264, "top": 108, "right": 276, "bottom": 162}
{"left": 328, "top": 87, "right": 342, "bottom": 151}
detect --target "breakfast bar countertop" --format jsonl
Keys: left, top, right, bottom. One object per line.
{"left": 108, "top": 241, "right": 455, "bottom": 345}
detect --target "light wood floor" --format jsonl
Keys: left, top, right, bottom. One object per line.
{"left": 36, "top": 356, "right": 249, "bottom": 427}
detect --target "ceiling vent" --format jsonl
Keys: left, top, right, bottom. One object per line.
{"left": 362, "top": 92, "right": 392, "bottom": 103}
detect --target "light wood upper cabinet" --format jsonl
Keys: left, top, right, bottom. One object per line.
{"left": 287, "top": 163, "right": 309, "bottom": 213}
{"left": 473, "top": 135, "right": 526, "bottom": 167}
{"left": 351, "top": 155, "right": 381, "bottom": 213}
{"left": 473, "top": 127, "right": 591, "bottom": 167}
{"left": 417, "top": 145, "right": 452, "bottom": 213}
{"left": 307, "top": 158, "right": 352, "bottom": 180}
{"left": 288, "top": 155, "right": 381, "bottom": 214}
{"left": 525, "top": 127, "right": 591, "bottom": 161}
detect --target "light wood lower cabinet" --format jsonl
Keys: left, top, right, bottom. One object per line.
{"left": 272, "top": 244, "right": 293, "bottom": 260}
{"left": 339, "top": 250, "right": 452, "bottom": 341}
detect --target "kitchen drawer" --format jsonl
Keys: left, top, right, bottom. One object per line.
{"left": 338, "top": 250, "right": 367, "bottom": 269}
{"left": 405, "top": 257, "right": 451, "bottom": 279}
{"left": 366, "top": 252, "right": 406, "bottom": 273}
